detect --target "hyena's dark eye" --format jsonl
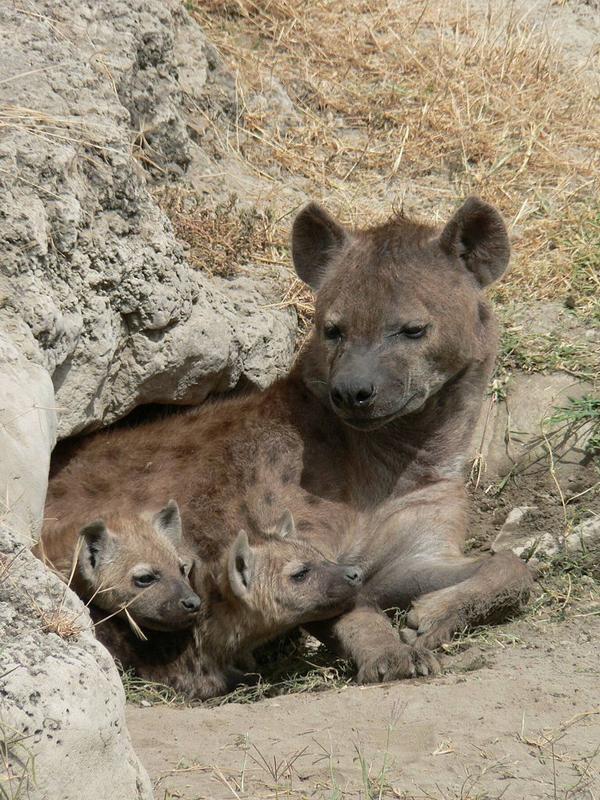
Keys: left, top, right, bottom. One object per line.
{"left": 134, "top": 573, "right": 157, "bottom": 588}
{"left": 290, "top": 567, "right": 310, "bottom": 583}
{"left": 323, "top": 323, "right": 342, "bottom": 342}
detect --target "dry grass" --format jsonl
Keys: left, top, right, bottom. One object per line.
{"left": 0, "top": 720, "right": 36, "bottom": 800}
{"left": 155, "top": 188, "right": 281, "bottom": 278}
{"left": 2, "top": 552, "right": 79, "bottom": 684}
{"left": 179, "top": 0, "right": 599, "bottom": 320}
{"left": 154, "top": 185, "right": 316, "bottom": 328}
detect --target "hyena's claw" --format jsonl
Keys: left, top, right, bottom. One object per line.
{"left": 356, "top": 641, "right": 439, "bottom": 684}
{"left": 399, "top": 626, "right": 418, "bottom": 645}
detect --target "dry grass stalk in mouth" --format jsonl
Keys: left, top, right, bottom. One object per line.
{"left": 187, "top": 0, "right": 599, "bottom": 315}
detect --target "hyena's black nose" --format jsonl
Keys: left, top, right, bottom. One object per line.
{"left": 343, "top": 566, "right": 363, "bottom": 586}
{"left": 330, "top": 381, "right": 376, "bottom": 411}
{"left": 180, "top": 595, "right": 201, "bottom": 613}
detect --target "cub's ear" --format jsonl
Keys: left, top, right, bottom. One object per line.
{"left": 78, "top": 520, "right": 115, "bottom": 582}
{"left": 178, "top": 556, "right": 194, "bottom": 579}
{"left": 152, "top": 499, "right": 182, "bottom": 546}
{"left": 292, "top": 202, "right": 348, "bottom": 290}
{"left": 439, "top": 196, "right": 510, "bottom": 287}
{"left": 275, "top": 509, "right": 296, "bottom": 540}
{"left": 227, "top": 530, "right": 255, "bottom": 600}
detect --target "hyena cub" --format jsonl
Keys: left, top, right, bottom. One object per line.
{"left": 96, "top": 511, "right": 363, "bottom": 699}
{"left": 33, "top": 500, "right": 201, "bottom": 632}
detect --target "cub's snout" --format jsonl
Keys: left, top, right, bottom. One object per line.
{"left": 180, "top": 593, "right": 201, "bottom": 613}
{"left": 149, "top": 580, "right": 202, "bottom": 631}
{"left": 343, "top": 565, "right": 363, "bottom": 587}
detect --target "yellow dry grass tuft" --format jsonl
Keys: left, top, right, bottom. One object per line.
{"left": 154, "top": 185, "right": 317, "bottom": 329}
{"left": 155, "top": 188, "right": 279, "bottom": 277}
{"left": 183, "top": 0, "right": 599, "bottom": 317}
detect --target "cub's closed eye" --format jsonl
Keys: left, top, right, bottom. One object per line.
{"left": 401, "top": 324, "right": 428, "bottom": 339}
{"left": 134, "top": 573, "right": 157, "bottom": 588}
{"left": 290, "top": 567, "right": 310, "bottom": 583}
{"left": 323, "top": 323, "right": 342, "bottom": 341}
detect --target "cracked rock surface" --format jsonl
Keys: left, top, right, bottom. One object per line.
{"left": 0, "top": 0, "right": 295, "bottom": 440}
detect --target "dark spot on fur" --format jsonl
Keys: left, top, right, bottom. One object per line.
{"left": 173, "top": 442, "right": 193, "bottom": 459}
{"left": 264, "top": 491, "right": 274, "bottom": 506}
{"left": 296, "top": 520, "right": 313, "bottom": 532}
{"left": 478, "top": 301, "right": 490, "bottom": 324}
{"left": 267, "top": 448, "right": 280, "bottom": 466}
{"left": 207, "top": 584, "right": 223, "bottom": 605}
{"left": 281, "top": 468, "right": 294, "bottom": 484}
{"left": 305, "top": 495, "right": 321, "bottom": 506}
{"left": 187, "top": 653, "right": 198, "bottom": 672}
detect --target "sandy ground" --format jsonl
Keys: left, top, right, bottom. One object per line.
{"left": 129, "top": 611, "right": 600, "bottom": 800}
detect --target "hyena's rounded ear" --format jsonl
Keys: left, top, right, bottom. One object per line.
{"left": 153, "top": 500, "right": 182, "bottom": 546}
{"left": 292, "top": 202, "right": 348, "bottom": 290}
{"left": 439, "top": 196, "right": 510, "bottom": 287}
{"left": 78, "top": 520, "right": 115, "bottom": 578}
{"left": 227, "top": 530, "right": 256, "bottom": 600}
{"left": 275, "top": 510, "right": 296, "bottom": 540}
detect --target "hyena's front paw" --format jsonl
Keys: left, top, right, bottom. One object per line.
{"left": 356, "top": 641, "right": 439, "bottom": 684}
{"left": 400, "top": 590, "right": 464, "bottom": 651}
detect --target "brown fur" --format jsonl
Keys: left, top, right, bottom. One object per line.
{"left": 92, "top": 519, "right": 363, "bottom": 699}
{"left": 45, "top": 196, "right": 532, "bottom": 685}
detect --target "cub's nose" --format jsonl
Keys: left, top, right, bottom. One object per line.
{"left": 343, "top": 566, "right": 363, "bottom": 586}
{"left": 330, "top": 381, "right": 376, "bottom": 411}
{"left": 180, "top": 595, "right": 201, "bottom": 613}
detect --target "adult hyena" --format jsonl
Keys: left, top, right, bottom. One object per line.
{"left": 45, "top": 196, "right": 532, "bottom": 683}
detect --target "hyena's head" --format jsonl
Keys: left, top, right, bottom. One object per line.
{"left": 78, "top": 500, "right": 201, "bottom": 631}
{"left": 293, "top": 197, "right": 510, "bottom": 430}
{"left": 210, "top": 511, "right": 362, "bottom": 647}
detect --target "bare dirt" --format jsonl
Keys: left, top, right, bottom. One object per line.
{"left": 128, "top": 615, "right": 600, "bottom": 800}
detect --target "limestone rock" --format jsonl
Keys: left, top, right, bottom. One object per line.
{"left": 0, "top": 1, "right": 298, "bottom": 797}
{"left": 472, "top": 372, "right": 594, "bottom": 482}
{"left": 491, "top": 506, "right": 559, "bottom": 560}
{"left": 0, "top": 334, "right": 56, "bottom": 541}
{"left": 0, "top": 0, "right": 296, "bottom": 440}
{"left": 564, "top": 516, "right": 600, "bottom": 554}
{"left": 0, "top": 346, "right": 153, "bottom": 798}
